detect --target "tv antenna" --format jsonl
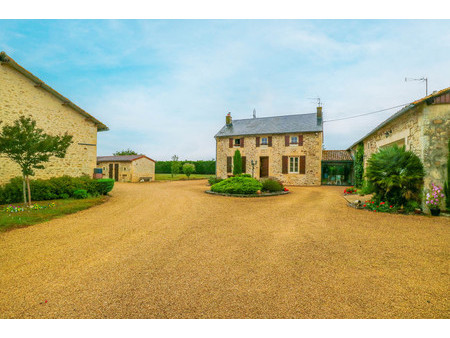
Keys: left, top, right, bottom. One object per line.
{"left": 405, "top": 77, "right": 428, "bottom": 96}
{"left": 308, "top": 97, "right": 322, "bottom": 107}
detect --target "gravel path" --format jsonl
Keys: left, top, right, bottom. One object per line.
{"left": 0, "top": 181, "right": 448, "bottom": 318}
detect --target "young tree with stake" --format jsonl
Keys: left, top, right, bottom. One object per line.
{"left": 0, "top": 116, "right": 73, "bottom": 206}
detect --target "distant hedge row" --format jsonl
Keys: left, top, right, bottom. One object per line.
{"left": 0, "top": 176, "right": 114, "bottom": 204}
{"left": 156, "top": 160, "right": 216, "bottom": 175}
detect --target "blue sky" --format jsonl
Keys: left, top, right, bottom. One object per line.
{"left": 1, "top": 20, "right": 449, "bottom": 160}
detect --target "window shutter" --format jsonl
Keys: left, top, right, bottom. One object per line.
{"left": 240, "top": 138, "right": 244, "bottom": 148}
{"left": 282, "top": 156, "right": 288, "bottom": 174}
{"left": 229, "top": 138, "right": 233, "bottom": 148}
{"left": 256, "top": 137, "right": 260, "bottom": 147}
{"left": 268, "top": 136, "right": 272, "bottom": 147}
{"left": 298, "top": 135, "right": 303, "bottom": 146}
{"left": 242, "top": 156, "right": 246, "bottom": 173}
{"left": 227, "top": 156, "right": 232, "bottom": 173}
{"left": 285, "top": 135, "right": 290, "bottom": 146}
{"left": 300, "top": 156, "right": 306, "bottom": 174}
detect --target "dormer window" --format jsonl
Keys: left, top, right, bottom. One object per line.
{"left": 261, "top": 137, "right": 268, "bottom": 145}
{"left": 290, "top": 136, "right": 298, "bottom": 144}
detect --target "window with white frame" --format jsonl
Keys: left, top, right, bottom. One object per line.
{"left": 261, "top": 137, "right": 268, "bottom": 145}
{"left": 290, "top": 136, "right": 298, "bottom": 144}
{"left": 289, "top": 157, "right": 299, "bottom": 173}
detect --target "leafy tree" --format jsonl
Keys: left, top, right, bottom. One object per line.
{"left": 365, "top": 144, "right": 425, "bottom": 206}
{"left": 233, "top": 149, "right": 242, "bottom": 175}
{"left": 355, "top": 143, "right": 364, "bottom": 188}
{"left": 182, "top": 163, "right": 195, "bottom": 179}
{"left": 171, "top": 155, "right": 180, "bottom": 177}
{"left": 113, "top": 148, "right": 138, "bottom": 156}
{"left": 0, "top": 116, "right": 73, "bottom": 205}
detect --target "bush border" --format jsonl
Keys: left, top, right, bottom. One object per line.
{"left": 205, "top": 190, "right": 289, "bottom": 198}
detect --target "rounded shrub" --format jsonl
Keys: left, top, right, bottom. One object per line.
{"left": 211, "top": 176, "right": 262, "bottom": 195}
{"left": 73, "top": 189, "right": 88, "bottom": 199}
{"left": 260, "top": 178, "right": 284, "bottom": 192}
{"left": 96, "top": 178, "right": 115, "bottom": 195}
{"left": 208, "top": 176, "right": 223, "bottom": 186}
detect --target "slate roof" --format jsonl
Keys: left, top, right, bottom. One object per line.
{"left": 97, "top": 155, "right": 155, "bottom": 163}
{"left": 322, "top": 150, "right": 353, "bottom": 162}
{"left": 215, "top": 113, "right": 322, "bottom": 137}
{"left": 347, "top": 87, "right": 450, "bottom": 150}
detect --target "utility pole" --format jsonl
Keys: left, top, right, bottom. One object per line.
{"left": 405, "top": 77, "right": 428, "bottom": 96}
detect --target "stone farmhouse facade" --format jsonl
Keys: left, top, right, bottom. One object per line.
{"left": 215, "top": 109, "right": 324, "bottom": 185}
{"left": 0, "top": 52, "right": 108, "bottom": 186}
{"left": 348, "top": 87, "right": 450, "bottom": 207}
{"left": 97, "top": 155, "right": 156, "bottom": 183}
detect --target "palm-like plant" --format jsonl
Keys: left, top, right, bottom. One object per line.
{"left": 365, "top": 145, "right": 425, "bottom": 205}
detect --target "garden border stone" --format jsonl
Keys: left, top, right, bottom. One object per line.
{"left": 205, "top": 190, "right": 289, "bottom": 198}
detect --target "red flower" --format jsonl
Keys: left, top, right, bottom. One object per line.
{"left": 363, "top": 204, "right": 366, "bottom": 207}
{"left": 380, "top": 202, "right": 385, "bottom": 205}
{"left": 390, "top": 205, "right": 393, "bottom": 208}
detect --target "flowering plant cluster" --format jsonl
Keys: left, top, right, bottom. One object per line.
{"left": 3, "top": 203, "right": 56, "bottom": 213}
{"left": 283, "top": 187, "right": 289, "bottom": 192}
{"left": 344, "top": 186, "right": 357, "bottom": 195}
{"left": 362, "top": 200, "right": 396, "bottom": 213}
{"left": 425, "top": 183, "right": 444, "bottom": 209}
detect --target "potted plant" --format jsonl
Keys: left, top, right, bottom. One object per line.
{"left": 425, "top": 183, "right": 445, "bottom": 216}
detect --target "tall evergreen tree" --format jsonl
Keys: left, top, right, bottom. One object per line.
{"left": 233, "top": 150, "right": 242, "bottom": 175}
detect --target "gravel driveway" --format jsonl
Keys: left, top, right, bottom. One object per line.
{"left": 0, "top": 181, "right": 448, "bottom": 318}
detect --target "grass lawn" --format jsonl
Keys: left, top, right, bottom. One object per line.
{"left": 0, "top": 196, "right": 107, "bottom": 232}
{"left": 155, "top": 173, "right": 211, "bottom": 181}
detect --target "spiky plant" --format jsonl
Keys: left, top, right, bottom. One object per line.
{"left": 365, "top": 145, "right": 425, "bottom": 206}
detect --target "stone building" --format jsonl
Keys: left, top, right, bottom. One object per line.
{"left": 215, "top": 109, "right": 323, "bottom": 185}
{"left": 348, "top": 87, "right": 450, "bottom": 208}
{"left": 0, "top": 52, "right": 108, "bottom": 185}
{"left": 97, "top": 155, "right": 156, "bottom": 182}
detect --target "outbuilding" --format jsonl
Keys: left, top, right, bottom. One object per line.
{"left": 97, "top": 155, "right": 156, "bottom": 182}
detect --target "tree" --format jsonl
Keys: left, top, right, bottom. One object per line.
{"left": 171, "top": 155, "right": 180, "bottom": 177}
{"left": 365, "top": 144, "right": 424, "bottom": 206}
{"left": 233, "top": 149, "right": 242, "bottom": 175}
{"left": 113, "top": 148, "right": 138, "bottom": 156}
{"left": 355, "top": 143, "right": 364, "bottom": 188}
{"left": 0, "top": 116, "right": 73, "bottom": 205}
{"left": 182, "top": 163, "right": 195, "bottom": 179}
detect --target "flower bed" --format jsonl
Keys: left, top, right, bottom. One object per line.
{"left": 4, "top": 202, "right": 56, "bottom": 213}
{"left": 205, "top": 190, "right": 289, "bottom": 198}
{"left": 344, "top": 186, "right": 357, "bottom": 195}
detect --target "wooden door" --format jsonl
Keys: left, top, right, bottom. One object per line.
{"left": 114, "top": 164, "right": 119, "bottom": 181}
{"left": 260, "top": 156, "right": 269, "bottom": 178}
{"left": 109, "top": 164, "right": 113, "bottom": 179}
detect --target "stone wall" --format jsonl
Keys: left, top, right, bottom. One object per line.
{"left": 131, "top": 157, "right": 155, "bottom": 182}
{"left": 216, "top": 132, "right": 323, "bottom": 185}
{"left": 0, "top": 63, "right": 100, "bottom": 185}
{"left": 98, "top": 161, "right": 133, "bottom": 182}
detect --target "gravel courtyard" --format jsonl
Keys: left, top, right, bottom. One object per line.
{"left": 0, "top": 180, "right": 448, "bottom": 319}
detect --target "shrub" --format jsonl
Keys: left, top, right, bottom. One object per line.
{"left": 362, "top": 199, "right": 397, "bottom": 213}
{"left": 208, "top": 176, "right": 223, "bottom": 186}
{"left": 344, "top": 186, "right": 357, "bottom": 195}
{"left": 182, "top": 163, "right": 196, "bottom": 179}
{"left": 233, "top": 150, "right": 242, "bottom": 175}
{"left": 261, "top": 178, "right": 284, "bottom": 192}
{"left": 0, "top": 177, "right": 25, "bottom": 204}
{"left": 355, "top": 143, "right": 364, "bottom": 188}
{"left": 211, "top": 176, "right": 262, "bottom": 194}
{"left": 360, "top": 180, "right": 374, "bottom": 195}
{"left": 236, "top": 174, "right": 251, "bottom": 178}
{"left": 73, "top": 189, "right": 88, "bottom": 199}
{"left": 61, "top": 193, "right": 70, "bottom": 199}
{"left": 96, "top": 178, "right": 115, "bottom": 195}
{"left": 365, "top": 145, "right": 424, "bottom": 206}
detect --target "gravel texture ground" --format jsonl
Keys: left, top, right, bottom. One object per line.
{"left": 0, "top": 181, "right": 448, "bottom": 318}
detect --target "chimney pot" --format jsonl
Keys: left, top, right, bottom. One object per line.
{"left": 226, "top": 112, "right": 232, "bottom": 126}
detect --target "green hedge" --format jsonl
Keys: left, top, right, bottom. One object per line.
{"left": 156, "top": 160, "right": 215, "bottom": 174}
{"left": 211, "top": 176, "right": 262, "bottom": 194}
{"left": 261, "top": 178, "right": 284, "bottom": 192}
{"left": 0, "top": 176, "right": 115, "bottom": 204}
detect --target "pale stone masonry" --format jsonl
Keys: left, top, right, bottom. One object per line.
{"left": 97, "top": 155, "right": 156, "bottom": 183}
{"left": 215, "top": 110, "right": 324, "bottom": 185}
{"left": 348, "top": 87, "right": 450, "bottom": 211}
{"left": 0, "top": 52, "right": 108, "bottom": 185}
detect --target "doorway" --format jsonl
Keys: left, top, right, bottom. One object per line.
{"left": 260, "top": 156, "right": 269, "bottom": 178}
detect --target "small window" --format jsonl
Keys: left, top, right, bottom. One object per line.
{"left": 290, "top": 136, "right": 298, "bottom": 144}
{"left": 103, "top": 167, "right": 106, "bottom": 171}
{"left": 289, "top": 157, "right": 299, "bottom": 173}
{"left": 234, "top": 138, "right": 241, "bottom": 146}
{"left": 261, "top": 137, "right": 268, "bottom": 145}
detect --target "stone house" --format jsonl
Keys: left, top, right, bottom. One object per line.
{"left": 348, "top": 87, "right": 450, "bottom": 207}
{"left": 215, "top": 109, "right": 323, "bottom": 185}
{"left": 0, "top": 52, "right": 108, "bottom": 186}
{"left": 97, "top": 155, "right": 156, "bottom": 182}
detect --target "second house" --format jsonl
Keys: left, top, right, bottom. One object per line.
{"left": 97, "top": 155, "right": 156, "bottom": 182}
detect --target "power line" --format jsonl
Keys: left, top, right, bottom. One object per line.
{"left": 323, "top": 103, "right": 411, "bottom": 123}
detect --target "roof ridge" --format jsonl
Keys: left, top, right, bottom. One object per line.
{"left": 232, "top": 112, "right": 316, "bottom": 122}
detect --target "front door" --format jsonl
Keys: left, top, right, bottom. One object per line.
{"left": 260, "top": 156, "right": 269, "bottom": 178}
{"left": 114, "top": 164, "right": 119, "bottom": 181}
{"left": 109, "top": 164, "right": 113, "bottom": 179}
